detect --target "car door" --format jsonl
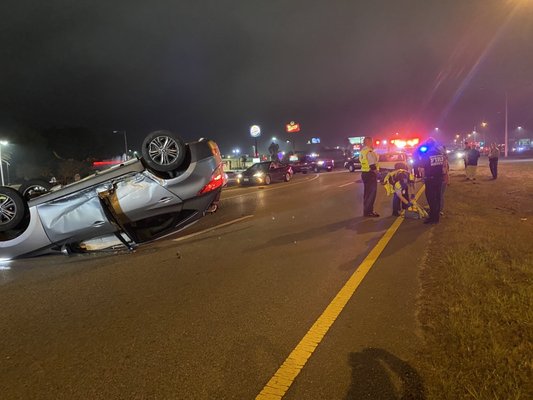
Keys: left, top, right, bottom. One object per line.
{"left": 270, "top": 163, "right": 283, "bottom": 181}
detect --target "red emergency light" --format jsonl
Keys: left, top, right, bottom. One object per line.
{"left": 390, "top": 137, "right": 420, "bottom": 148}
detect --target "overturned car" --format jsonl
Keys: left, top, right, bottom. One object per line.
{"left": 0, "top": 131, "right": 226, "bottom": 259}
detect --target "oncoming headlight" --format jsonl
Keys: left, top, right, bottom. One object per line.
{"left": 317, "top": 161, "right": 325, "bottom": 165}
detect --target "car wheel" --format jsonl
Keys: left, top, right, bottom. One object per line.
{"left": 314, "top": 166, "right": 319, "bottom": 173}
{"left": 141, "top": 130, "right": 187, "bottom": 172}
{"left": 18, "top": 179, "right": 52, "bottom": 201}
{"left": 0, "top": 187, "right": 27, "bottom": 232}
{"left": 284, "top": 173, "right": 291, "bottom": 182}
{"left": 327, "top": 167, "right": 332, "bottom": 172}
{"left": 349, "top": 165, "right": 355, "bottom": 172}
{"left": 264, "top": 175, "right": 272, "bottom": 185}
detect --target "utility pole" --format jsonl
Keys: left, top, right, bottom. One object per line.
{"left": 0, "top": 144, "right": 4, "bottom": 186}
{"left": 504, "top": 92, "right": 508, "bottom": 157}
{"left": 113, "top": 130, "right": 128, "bottom": 160}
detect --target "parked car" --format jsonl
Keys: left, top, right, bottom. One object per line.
{"left": 0, "top": 130, "right": 226, "bottom": 259}
{"left": 224, "top": 170, "right": 245, "bottom": 186}
{"left": 344, "top": 156, "right": 361, "bottom": 172}
{"left": 287, "top": 155, "right": 311, "bottom": 174}
{"left": 315, "top": 148, "right": 346, "bottom": 168}
{"left": 307, "top": 155, "right": 334, "bottom": 173}
{"left": 236, "top": 161, "right": 292, "bottom": 185}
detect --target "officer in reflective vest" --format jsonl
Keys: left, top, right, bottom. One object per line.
{"left": 419, "top": 138, "right": 445, "bottom": 224}
{"left": 359, "top": 137, "right": 380, "bottom": 217}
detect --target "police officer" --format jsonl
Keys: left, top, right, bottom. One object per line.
{"left": 359, "top": 136, "right": 380, "bottom": 217}
{"left": 419, "top": 138, "right": 444, "bottom": 224}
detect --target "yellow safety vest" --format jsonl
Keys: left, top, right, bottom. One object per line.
{"left": 383, "top": 169, "right": 413, "bottom": 196}
{"left": 359, "top": 147, "right": 378, "bottom": 172}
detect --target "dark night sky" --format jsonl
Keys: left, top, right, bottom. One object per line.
{"left": 1, "top": 0, "right": 532, "bottom": 155}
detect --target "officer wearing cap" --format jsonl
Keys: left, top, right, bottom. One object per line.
{"left": 359, "top": 136, "right": 380, "bottom": 217}
{"left": 419, "top": 138, "right": 444, "bottom": 224}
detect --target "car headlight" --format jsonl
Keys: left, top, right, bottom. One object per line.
{"left": 456, "top": 152, "right": 464, "bottom": 158}
{"left": 237, "top": 174, "right": 243, "bottom": 179}
{"left": 253, "top": 172, "right": 264, "bottom": 177}
{"left": 317, "top": 161, "right": 325, "bottom": 165}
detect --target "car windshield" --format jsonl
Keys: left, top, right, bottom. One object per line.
{"left": 247, "top": 163, "right": 269, "bottom": 173}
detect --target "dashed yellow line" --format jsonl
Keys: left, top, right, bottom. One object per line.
{"left": 256, "top": 185, "right": 426, "bottom": 400}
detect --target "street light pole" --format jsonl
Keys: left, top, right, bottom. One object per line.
{"left": 505, "top": 92, "right": 509, "bottom": 157}
{"left": 0, "top": 141, "right": 7, "bottom": 186}
{"left": 113, "top": 130, "right": 128, "bottom": 160}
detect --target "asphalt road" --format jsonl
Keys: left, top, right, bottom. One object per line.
{"left": 0, "top": 170, "right": 429, "bottom": 400}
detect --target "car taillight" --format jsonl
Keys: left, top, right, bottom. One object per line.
{"left": 198, "top": 164, "right": 226, "bottom": 195}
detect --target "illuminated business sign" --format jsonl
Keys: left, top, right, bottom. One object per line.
{"left": 250, "top": 125, "right": 261, "bottom": 137}
{"left": 286, "top": 121, "right": 300, "bottom": 133}
{"left": 348, "top": 136, "right": 364, "bottom": 145}
{"left": 311, "top": 137, "right": 320, "bottom": 144}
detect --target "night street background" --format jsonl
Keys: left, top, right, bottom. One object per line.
{"left": 1, "top": 0, "right": 532, "bottom": 155}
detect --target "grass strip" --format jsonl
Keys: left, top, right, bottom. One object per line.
{"left": 417, "top": 161, "right": 533, "bottom": 399}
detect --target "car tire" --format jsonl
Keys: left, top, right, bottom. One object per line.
{"left": 0, "top": 187, "right": 27, "bottom": 232}
{"left": 141, "top": 130, "right": 187, "bottom": 172}
{"left": 18, "top": 179, "right": 52, "bottom": 201}
{"left": 284, "top": 173, "right": 291, "bottom": 182}
{"left": 327, "top": 167, "right": 332, "bottom": 172}
{"left": 264, "top": 175, "right": 272, "bottom": 185}
{"left": 349, "top": 165, "right": 355, "bottom": 172}
{"left": 314, "top": 166, "right": 319, "bottom": 173}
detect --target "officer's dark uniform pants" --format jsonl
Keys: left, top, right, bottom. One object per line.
{"left": 361, "top": 171, "right": 377, "bottom": 215}
{"left": 425, "top": 176, "right": 442, "bottom": 222}
{"left": 489, "top": 158, "right": 498, "bottom": 178}
{"left": 392, "top": 187, "right": 409, "bottom": 215}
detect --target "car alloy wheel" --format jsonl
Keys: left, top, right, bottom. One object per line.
{"left": 142, "top": 130, "right": 187, "bottom": 172}
{"left": 264, "top": 175, "right": 271, "bottom": 185}
{"left": 0, "top": 187, "right": 26, "bottom": 232}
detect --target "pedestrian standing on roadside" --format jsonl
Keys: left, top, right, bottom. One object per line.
{"left": 359, "top": 136, "right": 380, "bottom": 217}
{"left": 488, "top": 143, "right": 500, "bottom": 179}
{"left": 465, "top": 145, "right": 481, "bottom": 180}
{"left": 463, "top": 141, "right": 469, "bottom": 169}
{"left": 419, "top": 138, "right": 444, "bottom": 224}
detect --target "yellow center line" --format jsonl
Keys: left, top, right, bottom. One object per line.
{"left": 256, "top": 185, "right": 426, "bottom": 400}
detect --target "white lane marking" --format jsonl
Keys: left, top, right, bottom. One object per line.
{"left": 222, "top": 175, "right": 320, "bottom": 201}
{"left": 338, "top": 181, "right": 355, "bottom": 188}
{"left": 172, "top": 215, "right": 254, "bottom": 242}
